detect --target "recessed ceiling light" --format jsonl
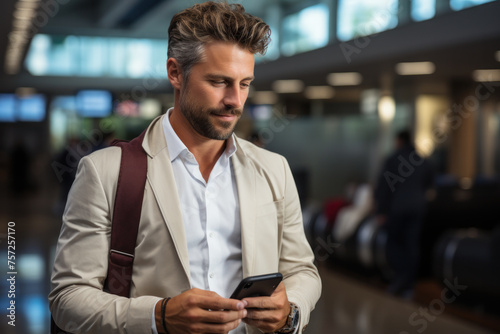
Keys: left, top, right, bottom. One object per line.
{"left": 378, "top": 96, "right": 395, "bottom": 122}
{"left": 304, "top": 86, "right": 335, "bottom": 100}
{"left": 395, "top": 61, "right": 435, "bottom": 75}
{"left": 12, "top": 19, "right": 32, "bottom": 29}
{"left": 13, "top": 9, "right": 36, "bottom": 20}
{"left": 251, "top": 91, "right": 279, "bottom": 105}
{"left": 272, "top": 80, "right": 304, "bottom": 93}
{"left": 4, "top": 0, "right": 42, "bottom": 75}
{"left": 15, "top": 87, "right": 37, "bottom": 96}
{"left": 472, "top": 69, "right": 500, "bottom": 82}
{"left": 16, "top": 1, "right": 39, "bottom": 9}
{"left": 327, "top": 72, "right": 363, "bottom": 86}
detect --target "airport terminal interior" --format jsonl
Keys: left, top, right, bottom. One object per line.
{"left": 1, "top": 0, "right": 500, "bottom": 333}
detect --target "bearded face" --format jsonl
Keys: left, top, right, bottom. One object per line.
{"left": 179, "top": 84, "right": 243, "bottom": 140}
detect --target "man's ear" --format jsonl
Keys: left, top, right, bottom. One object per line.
{"left": 167, "top": 58, "right": 183, "bottom": 90}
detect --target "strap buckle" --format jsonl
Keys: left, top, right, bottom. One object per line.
{"left": 110, "top": 249, "right": 135, "bottom": 258}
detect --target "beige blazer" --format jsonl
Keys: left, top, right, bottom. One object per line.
{"left": 49, "top": 115, "right": 321, "bottom": 333}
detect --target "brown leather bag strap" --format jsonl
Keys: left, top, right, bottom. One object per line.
{"left": 51, "top": 129, "right": 148, "bottom": 334}
{"left": 104, "top": 129, "right": 148, "bottom": 297}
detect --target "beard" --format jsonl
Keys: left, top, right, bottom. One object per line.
{"left": 179, "top": 88, "right": 243, "bottom": 140}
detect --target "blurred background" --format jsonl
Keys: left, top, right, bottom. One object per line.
{"left": 0, "top": 0, "right": 499, "bottom": 333}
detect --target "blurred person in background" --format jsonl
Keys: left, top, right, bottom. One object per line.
{"left": 374, "top": 130, "right": 434, "bottom": 299}
{"left": 53, "top": 137, "right": 80, "bottom": 215}
{"left": 49, "top": 1, "right": 321, "bottom": 334}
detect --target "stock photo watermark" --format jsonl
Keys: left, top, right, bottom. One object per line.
{"left": 7, "top": 0, "right": 72, "bottom": 73}
{"left": 399, "top": 277, "right": 467, "bottom": 334}
{"left": 340, "top": 1, "right": 403, "bottom": 64}
{"left": 5, "top": 222, "right": 17, "bottom": 327}
{"left": 50, "top": 120, "right": 116, "bottom": 183}
{"left": 384, "top": 79, "right": 499, "bottom": 191}
{"left": 383, "top": 152, "right": 425, "bottom": 192}
{"left": 314, "top": 235, "right": 340, "bottom": 262}
{"left": 256, "top": 106, "right": 297, "bottom": 145}
{"left": 51, "top": 64, "right": 167, "bottom": 183}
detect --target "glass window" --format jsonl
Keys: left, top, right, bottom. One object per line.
{"left": 25, "top": 34, "right": 167, "bottom": 78}
{"left": 281, "top": 4, "right": 329, "bottom": 57}
{"left": 337, "top": 0, "right": 398, "bottom": 41}
{"left": 450, "top": 0, "right": 495, "bottom": 11}
{"left": 412, "top": 0, "right": 436, "bottom": 21}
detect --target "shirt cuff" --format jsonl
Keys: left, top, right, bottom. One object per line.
{"left": 151, "top": 299, "right": 162, "bottom": 334}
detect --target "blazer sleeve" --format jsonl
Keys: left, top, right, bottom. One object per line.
{"left": 48, "top": 154, "right": 160, "bottom": 333}
{"left": 278, "top": 156, "right": 322, "bottom": 333}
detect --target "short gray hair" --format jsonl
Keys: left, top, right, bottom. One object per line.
{"left": 167, "top": 1, "right": 270, "bottom": 78}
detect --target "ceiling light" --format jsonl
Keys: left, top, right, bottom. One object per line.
{"left": 14, "top": 7, "right": 37, "bottom": 15}
{"left": 16, "top": 1, "right": 39, "bottom": 9}
{"left": 13, "top": 19, "right": 32, "bottom": 29}
{"left": 327, "top": 72, "right": 363, "bottom": 86}
{"left": 5, "top": 62, "right": 20, "bottom": 74}
{"left": 472, "top": 69, "right": 500, "bottom": 82}
{"left": 4, "top": 0, "right": 42, "bottom": 75}
{"left": 304, "top": 86, "right": 335, "bottom": 100}
{"left": 495, "top": 51, "right": 500, "bottom": 62}
{"left": 395, "top": 61, "right": 435, "bottom": 75}
{"left": 378, "top": 96, "right": 395, "bottom": 122}
{"left": 9, "top": 31, "right": 29, "bottom": 44}
{"left": 272, "top": 80, "right": 304, "bottom": 93}
{"left": 16, "top": 87, "right": 37, "bottom": 96}
{"left": 13, "top": 9, "right": 36, "bottom": 20}
{"left": 252, "top": 91, "right": 279, "bottom": 105}
{"left": 360, "top": 89, "right": 380, "bottom": 115}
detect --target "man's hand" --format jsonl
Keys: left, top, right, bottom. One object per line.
{"left": 241, "top": 282, "right": 290, "bottom": 333}
{"left": 155, "top": 288, "right": 247, "bottom": 334}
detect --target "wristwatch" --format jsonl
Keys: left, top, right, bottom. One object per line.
{"left": 276, "top": 302, "right": 299, "bottom": 333}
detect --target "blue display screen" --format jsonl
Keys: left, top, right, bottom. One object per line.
{"left": 76, "top": 90, "right": 113, "bottom": 118}
{"left": 18, "top": 94, "right": 46, "bottom": 122}
{"left": 0, "top": 94, "right": 47, "bottom": 122}
{"left": 0, "top": 94, "right": 16, "bottom": 122}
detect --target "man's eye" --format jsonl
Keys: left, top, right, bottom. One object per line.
{"left": 212, "top": 80, "right": 226, "bottom": 86}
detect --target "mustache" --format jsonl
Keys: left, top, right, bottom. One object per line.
{"left": 209, "top": 108, "right": 243, "bottom": 117}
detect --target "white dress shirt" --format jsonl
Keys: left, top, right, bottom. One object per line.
{"left": 152, "top": 108, "right": 244, "bottom": 333}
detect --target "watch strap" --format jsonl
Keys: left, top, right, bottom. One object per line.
{"left": 276, "top": 302, "right": 299, "bottom": 333}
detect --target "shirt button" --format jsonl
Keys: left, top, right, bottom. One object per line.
{"left": 209, "top": 232, "right": 215, "bottom": 238}
{"left": 209, "top": 273, "right": 215, "bottom": 279}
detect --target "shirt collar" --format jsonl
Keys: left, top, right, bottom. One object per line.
{"left": 162, "top": 108, "right": 238, "bottom": 163}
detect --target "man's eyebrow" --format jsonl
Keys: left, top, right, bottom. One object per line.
{"left": 205, "top": 74, "right": 255, "bottom": 82}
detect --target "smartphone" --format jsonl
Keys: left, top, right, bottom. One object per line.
{"left": 230, "top": 272, "right": 283, "bottom": 299}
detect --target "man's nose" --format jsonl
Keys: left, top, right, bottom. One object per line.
{"left": 223, "top": 86, "right": 245, "bottom": 109}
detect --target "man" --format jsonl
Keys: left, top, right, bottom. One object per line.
{"left": 374, "top": 130, "right": 434, "bottom": 299}
{"left": 49, "top": 2, "right": 321, "bottom": 333}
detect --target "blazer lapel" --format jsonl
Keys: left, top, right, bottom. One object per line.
{"left": 142, "top": 115, "right": 191, "bottom": 281}
{"left": 232, "top": 139, "right": 257, "bottom": 278}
